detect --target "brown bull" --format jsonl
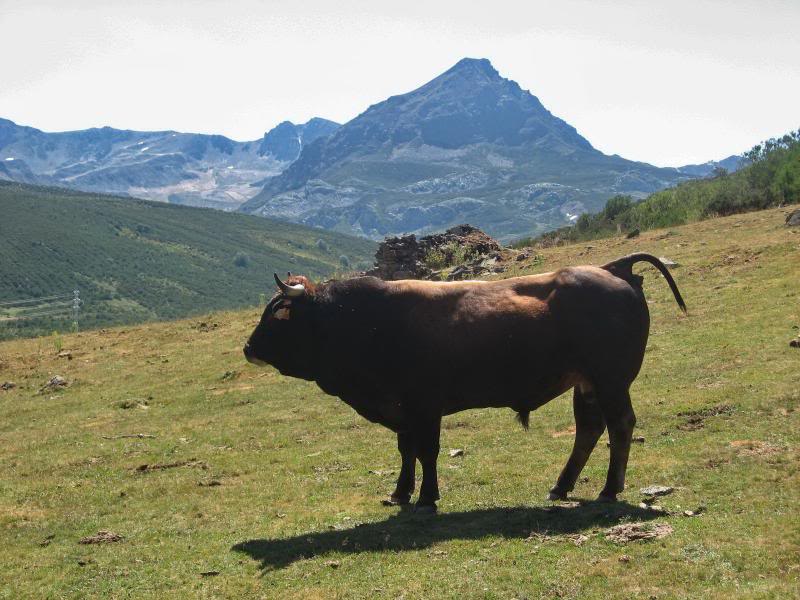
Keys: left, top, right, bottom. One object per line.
{"left": 244, "top": 253, "right": 686, "bottom": 512}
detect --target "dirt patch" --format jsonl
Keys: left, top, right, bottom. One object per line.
{"left": 730, "top": 440, "right": 783, "bottom": 457}
{"left": 605, "top": 522, "right": 673, "bottom": 544}
{"left": 135, "top": 459, "right": 208, "bottom": 473}
{"left": 677, "top": 404, "right": 734, "bottom": 431}
{"left": 79, "top": 530, "right": 123, "bottom": 544}
{"left": 551, "top": 425, "right": 576, "bottom": 438}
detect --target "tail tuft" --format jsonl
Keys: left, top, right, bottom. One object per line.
{"left": 516, "top": 410, "right": 530, "bottom": 430}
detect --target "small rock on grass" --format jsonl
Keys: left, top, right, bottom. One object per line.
{"left": 200, "top": 570, "right": 220, "bottom": 577}
{"left": 790, "top": 339, "right": 800, "bottom": 348}
{"left": 449, "top": 448, "right": 465, "bottom": 458}
{"left": 640, "top": 485, "right": 674, "bottom": 497}
{"left": 605, "top": 522, "right": 673, "bottom": 544}
{"left": 683, "top": 505, "right": 706, "bottom": 517}
{"left": 41, "top": 375, "right": 67, "bottom": 392}
{"left": 0, "top": 381, "right": 15, "bottom": 391}
{"left": 79, "top": 530, "right": 123, "bottom": 544}
{"left": 324, "top": 560, "right": 341, "bottom": 569}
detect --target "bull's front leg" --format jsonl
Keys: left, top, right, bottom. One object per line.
{"left": 387, "top": 431, "right": 416, "bottom": 505}
{"left": 412, "top": 413, "right": 442, "bottom": 514}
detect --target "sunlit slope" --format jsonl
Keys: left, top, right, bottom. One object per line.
{"left": 0, "top": 205, "right": 797, "bottom": 598}
{"left": 0, "top": 181, "right": 375, "bottom": 338}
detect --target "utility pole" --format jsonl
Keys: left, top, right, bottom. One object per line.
{"left": 72, "top": 290, "right": 82, "bottom": 332}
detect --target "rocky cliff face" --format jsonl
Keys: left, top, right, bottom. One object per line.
{"left": 240, "top": 58, "right": 691, "bottom": 241}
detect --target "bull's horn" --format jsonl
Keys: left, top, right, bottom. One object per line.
{"left": 274, "top": 273, "right": 305, "bottom": 297}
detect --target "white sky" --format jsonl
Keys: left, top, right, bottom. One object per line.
{"left": 1, "top": 0, "right": 797, "bottom": 166}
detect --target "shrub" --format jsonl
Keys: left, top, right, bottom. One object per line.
{"left": 233, "top": 251, "right": 250, "bottom": 268}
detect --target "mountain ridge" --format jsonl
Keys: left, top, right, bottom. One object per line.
{"left": 240, "top": 58, "right": 717, "bottom": 241}
{"left": 0, "top": 117, "right": 340, "bottom": 209}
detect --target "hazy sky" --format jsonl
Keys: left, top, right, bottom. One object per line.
{"left": 1, "top": 0, "right": 797, "bottom": 166}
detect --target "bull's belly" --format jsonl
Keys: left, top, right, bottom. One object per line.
{"left": 441, "top": 369, "right": 582, "bottom": 415}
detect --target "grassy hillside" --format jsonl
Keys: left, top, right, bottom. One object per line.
{"left": 0, "top": 205, "right": 797, "bottom": 598}
{"left": 514, "top": 129, "right": 800, "bottom": 247}
{"left": 0, "top": 182, "right": 375, "bottom": 339}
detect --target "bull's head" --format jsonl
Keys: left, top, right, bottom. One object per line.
{"left": 243, "top": 273, "right": 317, "bottom": 379}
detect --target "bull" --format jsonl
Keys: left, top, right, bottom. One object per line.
{"left": 244, "top": 253, "right": 686, "bottom": 513}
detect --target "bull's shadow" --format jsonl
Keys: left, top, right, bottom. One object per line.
{"left": 232, "top": 500, "right": 656, "bottom": 571}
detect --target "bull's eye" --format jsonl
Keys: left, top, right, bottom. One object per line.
{"left": 274, "top": 307, "right": 290, "bottom": 320}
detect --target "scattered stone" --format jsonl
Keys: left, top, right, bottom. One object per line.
{"left": 658, "top": 257, "right": 679, "bottom": 268}
{"left": 605, "top": 522, "right": 673, "bottom": 544}
{"left": 40, "top": 533, "right": 55, "bottom": 547}
{"left": 626, "top": 229, "right": 640, "bottom": 239}
{"left": 683, "top": 505, "right": 706, "bottom": 517}
{"left": 79, "top": 530, "right": 123, "bottom": 544}
{"left": 102, "top": 433, "right": 156, "bottom": 440}
{"left": 200, "top": 571, "right": 220, "bottom": 577}
{"left": 0, "top": 381, "right": 16, "bottom": 391}
{"left": 638, "top": 502, "right": 669, "bottom": 514}
{"left": 618, "top": 554, "right": 631, "bottom": 563}
{"left": 640, "top": 485, "right": 674, "bottom": 497}
{"left": 786, "top": 209, "right": 800, "bottom": 227}
{"left": 41, "top": 375, "right": 67, "bottom": 392}
{"left": 221, "top": 370, "right": 239, "bottom": 381}
{"left": 571, "top": 534, "right": 590, "bottom": 546}
{"left": 790, "top": 339, "right": 800, "bottom": 348}
{"left": 57, "top": 350, "right": 73, "bottom": 360}
{"left": 449, "top": 448, "right": 465, "bottom": 458}
{"left": 324, "top": 560, "right": 341, "bottom": 569}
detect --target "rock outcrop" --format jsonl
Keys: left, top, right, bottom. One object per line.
{"left": 367, "top": 224, "right": 507, "bottom": 281}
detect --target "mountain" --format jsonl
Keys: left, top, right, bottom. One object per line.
{"left": 0, "top": 117, "right": 339, "bottom": 210}
{"left": 240, "top": 58, "right": 692, "bottom": 241}
{"left": 0, "top": 181, "right": 374, "bottom": 340}
{"left": 257, "top": 118, "right": 341, "bottom": 162}
{"left": 677, "top": 154, "right": 744, "bottom": 177}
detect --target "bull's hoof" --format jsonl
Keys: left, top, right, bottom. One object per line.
{"left": 414, "top": 503, "right": 437, "bottom": 515}
{"left": 382, "top": 494, "right": 412, "bottom": 506}
{"left": 596, "top": 492, "right": 618, "bottom": 503}
{"left": 547, "top": 487, "right": 569, "bottom": 501}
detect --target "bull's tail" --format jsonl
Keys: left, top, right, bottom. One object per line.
{"left": 601, "top": 253, "right": 687, "bottom": 313}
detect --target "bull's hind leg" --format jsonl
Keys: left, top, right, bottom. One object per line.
{"left": 387, "top": 432, "right": 415, "bottom": 505}
{"left": 597, "top": 386, "right": 636, "bottom": 502}
{"left": 548, "top": 386, "right": 605, "bottom": 501}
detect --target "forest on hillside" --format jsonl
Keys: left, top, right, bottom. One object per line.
{"left": 514, "top": 129, "right": 800, "bottom": 247}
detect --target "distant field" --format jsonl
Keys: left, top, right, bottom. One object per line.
{"left": 0, "top": 181, "right": 375, "bottom": 340}
{"left": 0, "top": 206, "right": 798, "bottom": 598}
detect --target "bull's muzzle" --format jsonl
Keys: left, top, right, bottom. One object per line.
{"left": 243, "top": 343, "right": 267, "bottom": 366}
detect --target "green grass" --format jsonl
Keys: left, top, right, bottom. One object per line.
{"left": 0, "top": 182, "right": 375, "bottom": 340}
{"left": 1, "top": 206, "right": 798, "bottom": 598}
